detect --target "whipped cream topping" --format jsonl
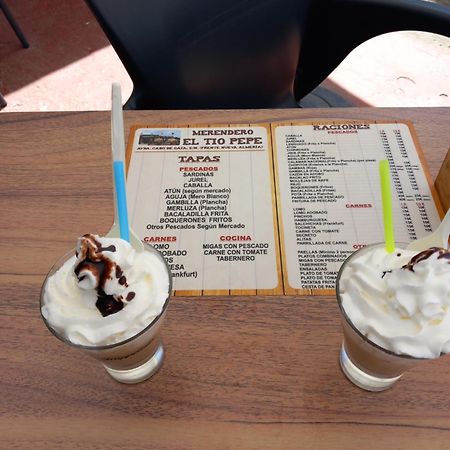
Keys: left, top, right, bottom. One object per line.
{"left": 339, "top": 245, "right": 450, "bottom": 358}
{"left": 41, "top": 234, "right": 170, "bottom": 346}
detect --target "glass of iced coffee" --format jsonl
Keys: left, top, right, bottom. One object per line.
{"left": 40, "top": 234, "right": 172, "bottom": 384}
{"left": 336, "top": 243, "right": 450, "bottom": 391}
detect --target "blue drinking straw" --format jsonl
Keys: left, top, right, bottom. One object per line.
{"left": 111, "top": 83, "right": 130, "bottom": 242}
{"left": 113, "top": 161, "right": 130, "bottom": 242}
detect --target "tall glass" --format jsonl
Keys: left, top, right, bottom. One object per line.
{"left": 336, "top": 243, "right": 427, "bottom": 391}
{"left": 40, "top": 242, "right": 172, "bottom": 384}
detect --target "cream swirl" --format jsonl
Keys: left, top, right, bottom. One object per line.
{"left": 41, "top": 235, "right": 170, "bottom": 346}
{"left": 339, "top": 245, "right": 450, "bottom": 358}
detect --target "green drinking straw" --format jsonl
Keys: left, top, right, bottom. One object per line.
{"left": 379, "top": 160, "right": 395, "bottom": 253}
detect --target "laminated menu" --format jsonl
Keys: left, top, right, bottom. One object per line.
{"left": 125, "top": 121, "right": 443, "bottom": 296}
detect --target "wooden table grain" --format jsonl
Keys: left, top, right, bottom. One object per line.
{"left": 1, "top": 108, "right": 449, "bottom": 450}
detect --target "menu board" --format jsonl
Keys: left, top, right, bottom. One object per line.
{"left": 126, "top": 121, "right": 443, "bottom": 296}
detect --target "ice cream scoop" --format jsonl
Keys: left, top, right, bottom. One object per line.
{"left": 41, "top": 234, "right": 170, "bottom": 346}
{"left": 336, "top": 243, "right": 450, "bottom": 391}
{"left": 339, "top": 245, "right": 450, "bottom": 359}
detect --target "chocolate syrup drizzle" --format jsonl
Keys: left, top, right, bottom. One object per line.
{"left": 402, "top": 247, "right": 450, "bottom": 272}
{"left": 74, "top": 234, "right": 135, "bottom": 317}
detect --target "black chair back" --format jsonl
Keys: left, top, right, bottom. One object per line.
{"left": 86, "top": 0, "right": 450, "bottom": 109}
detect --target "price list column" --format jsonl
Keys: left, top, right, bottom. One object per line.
{"left": 378, "top": 124, "right": 438, "bottom": 243}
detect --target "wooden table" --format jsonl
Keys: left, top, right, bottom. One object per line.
{"left": 1, "top": 108, "right": 449, "bottom": 449}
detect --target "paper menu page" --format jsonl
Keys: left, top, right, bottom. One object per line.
{"left": 126, "top": 121, "right": 442, "bottom": 296}
{"left": 126, "top": 125, "right": 282, "bottom": 295}
{"left": 273, "top": 121, "right": 442, "bottom": 294}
